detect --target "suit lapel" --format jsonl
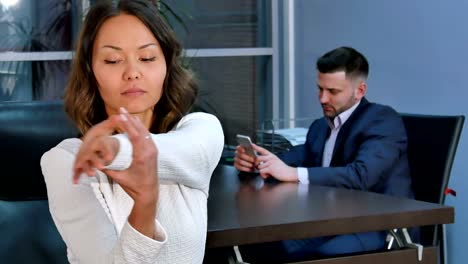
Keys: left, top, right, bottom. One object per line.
{"left": 331, "top": 98, "right": 370, "bottom": 164}
{"left": 310, "top": 118, "right": 330, "bottom": 166}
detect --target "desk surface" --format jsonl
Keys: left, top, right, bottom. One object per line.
{"left": 206, "top": 165, "right": 454, "bottom": 248}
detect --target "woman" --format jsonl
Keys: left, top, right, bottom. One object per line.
{"left": 40, "top": 0, "right": 224, "bottom": 263}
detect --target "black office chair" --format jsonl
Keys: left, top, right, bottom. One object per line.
{"left": 0, "top": 100, "right": 78, "bottom": 263}
{"left": 400, "top": 113, "right": 464, "bottom": 264}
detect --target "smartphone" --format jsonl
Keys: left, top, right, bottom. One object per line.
{"left": 236, "top": 134, "right": 257, "bottom": 157}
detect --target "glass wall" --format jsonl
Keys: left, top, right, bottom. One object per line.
{"left": 167, "top": 0, "right": 273, "bottom": 145}
{"left": 0, "top": 0, "right": 82, "bottom": 101}
{"left": 166, "top": 0, "right": 271, "bottom": 48}
{"left": 0, "top": 0, "right": 275, "bottom": 146}
{"left": 190, "top": 56, "right": 272, "bottom": 146}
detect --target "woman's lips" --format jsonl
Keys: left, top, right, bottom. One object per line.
{"left": 121, "top": 88, "right": 146, "bottom": 96}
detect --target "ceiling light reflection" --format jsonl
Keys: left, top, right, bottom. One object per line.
{"left": 0, "top": 0, "right": 19, "bottom": 10}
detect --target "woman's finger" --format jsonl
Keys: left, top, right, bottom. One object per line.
{"left": 88, "top": 150, "right": 106, "bottom": 170}
{"left": 102, "top": 169, "right": 125, "bottom": 185}
{"left": 118, "top": 107, "right": 140, "bottom": 140}
{"left": 82, "top": 117, "right": 119, "bottom": 143}
{"left": 73, "top": 144, "right": 91, "bottom": 177}
{"left": 117, "top": 109, "right": 155, "bottom": 160}
{"left": 127, "top": 115, "right": 151, "bottom": 149}
{"left": 73, "top": 116, "right": 122, "bottom": 184}
{"left": 82, "top": 160, "right": 94, "bottom": 177}
{"left": 73, "top": 167, "right": 83, "bottom": 184}
{"left": 96, "top": 137, "right": 119, "bottom": 167}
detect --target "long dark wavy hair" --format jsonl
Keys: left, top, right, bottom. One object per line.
{"left": 64, "top": 0, "right": 197, "bottom": 135}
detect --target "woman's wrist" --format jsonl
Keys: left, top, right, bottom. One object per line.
{"left": 128, "top": 200, "right": 157, "bottom": 239}
{"left": 133, "top": 186, "right": 158, "bottom": 205}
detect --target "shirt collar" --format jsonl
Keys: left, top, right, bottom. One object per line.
{"left": 326, "top": 100, "right": 361, "bottom": 129}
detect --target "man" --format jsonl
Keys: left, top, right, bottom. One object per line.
{"left": 234, "top": 46, "right": 413, "bottom": 263}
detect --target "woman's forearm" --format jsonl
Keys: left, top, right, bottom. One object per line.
{"left": 128, "top": 198, "right": 159, "bottom": 240}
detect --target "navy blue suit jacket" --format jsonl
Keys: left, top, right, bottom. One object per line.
{"left": 279, "top": 98, "right": 413, "bottom": 198}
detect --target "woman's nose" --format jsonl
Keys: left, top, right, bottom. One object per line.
{"left": 123, "top": 63, "right": 141, "bottom": 80}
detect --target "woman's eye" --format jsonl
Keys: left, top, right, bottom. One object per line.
{"left": 141, "top": 57, "right": 156, "bottom": 62}
{"left": 104, "top": 60, "right": 119, "bottom": 64}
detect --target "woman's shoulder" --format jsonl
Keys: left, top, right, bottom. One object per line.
{"left": 181, "top": 112, "right": 220, "bottom": 122}
{"left": 40, "top": 138, "right": 81, "bottom": 174}
{"left": 43, "top": 138, "right": 82, "bottom": 157}
{"left": 175, "top": 112, "right": 222, "bottom": 128}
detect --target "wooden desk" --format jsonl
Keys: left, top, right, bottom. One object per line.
{"left": 206, "top": 165, "right": 454, "bottom": 263}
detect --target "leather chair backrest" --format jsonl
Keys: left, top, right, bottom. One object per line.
{"left": 0, "top": 100, "right": 78, "bottom": 200}
{"left": 0, "top": 100, "right": 78, "bottom": 263}
{"left": 400, "top": 113, "right": 464, "bottom": 246}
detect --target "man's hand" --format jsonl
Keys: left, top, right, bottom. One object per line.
{"left": 234, "top": 145, "right": 257, "bottom": 173}
{"left": 253, "top": 144, "right": 299, "bottom": 182}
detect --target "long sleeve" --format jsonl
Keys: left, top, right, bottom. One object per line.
{"left": 41, "top": 112, "right": 225, "bottom": 263}
{"left": 154, "top": 113, "right": 224, "bottom": 193}
{"left": 107, "top": 112, "right": 225, "bottom": 194}
{"left": 41, "top": 140, "right": 168, "bottom": 264}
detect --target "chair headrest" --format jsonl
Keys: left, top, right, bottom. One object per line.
{"left": 0, "top": 100, "right": 79, "bottom": 201}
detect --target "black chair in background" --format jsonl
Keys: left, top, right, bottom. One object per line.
{"left": 400, "top": 113, "right": 464, "bottom": 264}
{"left": 0, "top": 100, "right": 78, "bottom": 263}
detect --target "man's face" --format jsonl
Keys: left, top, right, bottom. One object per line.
{"left": 317, "top": 71, "right": 366, "bottom": 118}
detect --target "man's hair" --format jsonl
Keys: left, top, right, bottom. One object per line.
{"left": 316, "top": 46, "right": 369, "bottom": 80}
{"left": 64, "top": 0, "right": 197, "bottom": 135}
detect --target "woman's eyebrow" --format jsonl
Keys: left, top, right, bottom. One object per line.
{"left": 101, "top": 45, "right": 121, "bottom": 50}
{"left": 100, "top": 43, "right": 158, "bottom": 50}
{"left": 138, "top": 43, "right": 158, "bottom": 50}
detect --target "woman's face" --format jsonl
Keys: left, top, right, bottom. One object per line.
{"left": 92, "top": 14, "right": 167, "bottom": 126}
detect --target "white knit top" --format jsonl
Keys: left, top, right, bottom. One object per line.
{"left": 41, "top": 113, "right": 224, "bottom": 264}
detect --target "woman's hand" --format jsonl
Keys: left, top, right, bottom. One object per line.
{"left": 72, "top": 115, "right": 122, "bottom": 183}
{"left": 73, "top": 107, "right": 160, "bottom": 239}
{"left": 106, "top": 108, "right": 159, "bottom": 239}
{"left": 73, "top": 108, "right": 158, "bottom": 201}
{"left": 103, "top": 109, "right": 159, "bottom": 205}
